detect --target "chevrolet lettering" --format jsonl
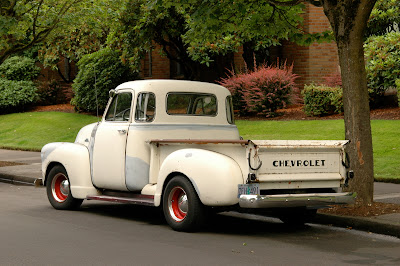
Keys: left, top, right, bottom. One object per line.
{"left": 272, "top": 159, "right": 326, "bottom": 167}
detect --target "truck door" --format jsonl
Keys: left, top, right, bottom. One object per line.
{"left": 124, "top": 92, "right": 156, "bottom": 191}
{"left": 92, "top": 90, "right": 133, "bottom": 190}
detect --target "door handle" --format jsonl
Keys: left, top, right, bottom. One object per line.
{"left": 118, "top": 129, "right": 127, "bottom": 134}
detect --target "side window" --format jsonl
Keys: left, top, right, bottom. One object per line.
{"left": 135, "top": 92, "right": 156, "bottom": 122}
{"left": 105, "top": 92, "right": 132, "bottom": 122}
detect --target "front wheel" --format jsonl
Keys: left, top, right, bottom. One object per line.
{"left": 46, "top": 165, "right": 83, "bottom": 210}
{"left": 163, "top": 176, "right": 207, "bottom": 232}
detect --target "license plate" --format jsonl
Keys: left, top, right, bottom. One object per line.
{"left": 238, "top": 184, "right": 260, "bottom": 198}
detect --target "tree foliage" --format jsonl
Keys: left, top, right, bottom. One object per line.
{"left": 110, "top": 0, "right": 201, "bottom": 79}
{"left": 0, "top": 0, "right": 84, "bottom": 64}
{"left": 183, "top": 1, "right": 329, "bottom": 64}
{"left": 110, "top": 0, "right": 333, "bottom": 78}
{"left": 366, "top": 0, "right": 400, "bottom": 37}
{"left": 364, "top": 32, "right": 400, "bottom": 106}
{"left": 153, "top": 0, "right": 332, "bottom": 66}
{"left": 38, "top": 0, "right": 124, "bottom": 79}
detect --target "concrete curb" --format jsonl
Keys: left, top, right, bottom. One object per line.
{"left": 0, "top": 173, "right": 36, "bottom": 186}
{"left": 314, "top": 213, "right": 400, "bottom": 239}
{"left": 0, "top": 164, "right": 42, "bottom": 186}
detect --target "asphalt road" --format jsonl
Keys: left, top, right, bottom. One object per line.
{"left": 1, "top": 183, "right": 400, "bottom": 265}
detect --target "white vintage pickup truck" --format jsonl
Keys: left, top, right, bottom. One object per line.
{"left": 41, "top": 79, "right": 356, "bottom": 231}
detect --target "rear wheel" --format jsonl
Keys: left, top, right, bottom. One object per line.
{"left": 163, "top": 176, "right": 207, "bottom": 232}
{"left": 46, "top": 165, "right": 83, "bottom": 210}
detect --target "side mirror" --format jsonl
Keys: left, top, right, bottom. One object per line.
{"left": 109, "top": 89, "right": 116, "bottom": 98}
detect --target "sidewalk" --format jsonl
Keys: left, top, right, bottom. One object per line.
{"left": 0, "top": 148, "right": 399, "bottom": 238}
{"left": 0, "top": 149, "right": 42, "bottom": 185}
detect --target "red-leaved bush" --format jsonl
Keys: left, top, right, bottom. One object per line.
{"left": 218, "top": 63, "right": 298, "bottom": 117}
{"left": 323, "top": 71, "right": 342, "bottom": 87}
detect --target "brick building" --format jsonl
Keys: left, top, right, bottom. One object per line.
{"left": 282, "top": 3, "right": 339, "bottom": 88}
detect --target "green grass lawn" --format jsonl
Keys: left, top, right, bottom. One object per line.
{"left": 0, "top": 111, "right": 398, "bottom": 182}
{"left": 236, "top": 119, "right": 400, "bottom": 182}
{"left": 0, "top": 112, "right": 98, "bottom": 151}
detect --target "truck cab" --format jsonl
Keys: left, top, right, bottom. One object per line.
{"left": 86, "top": 80, "right": 239, "bottom": 192}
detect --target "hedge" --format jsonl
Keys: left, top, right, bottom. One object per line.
{"left": 302, "top": 84, "right": 343, "bottom": 116}
{"left": 0, "top": 78, "right": 38, "bottom": 113}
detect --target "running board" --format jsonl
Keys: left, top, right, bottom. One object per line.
{"left": 87, "top": 195, "right": 155, "bottom": 206}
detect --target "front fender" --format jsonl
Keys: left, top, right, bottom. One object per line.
{"left": 41, "top": 142, "right": 100, "bottom": 199}
{"left": 154, "top": 148, "right": 244, "bottom": 207}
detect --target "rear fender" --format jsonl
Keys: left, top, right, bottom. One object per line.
{"left": 154, "top": 148, "right": 244, "bottom": 207}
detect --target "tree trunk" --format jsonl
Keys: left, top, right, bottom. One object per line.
{"left": 338, "top": 35, "right": 374, "bottom": 205}
{"left": 320, "top": 0, "right": 377, "bottom": 204}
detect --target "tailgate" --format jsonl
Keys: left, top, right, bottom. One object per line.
{"left": 250, "top": 140, "right": 349, "bottom": 190}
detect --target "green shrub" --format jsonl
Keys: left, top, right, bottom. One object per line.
{"left": 218, "top": 63, "right": 298, "bottom": 117}
{"left": 0, "top": 78, "right": 38, "bottom": 113}
{"left": 0, "top": 56, "right": 41, "bottom": 81}
{"left": 364, "top": 32, "right": 400, "bottom": 107}
{"left": 71, "top": 48, "right": 136, "bottom": 112}
{"left": 71, "top": 48, "right": 137, "bottom": 113}
{"left": 302, "top": 84, "right": 343, "bottom": 116}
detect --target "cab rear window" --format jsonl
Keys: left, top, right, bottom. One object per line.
{"left": 166, "top": 93, "right": 217, "bottom": 116}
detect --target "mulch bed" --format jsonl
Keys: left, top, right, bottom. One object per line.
{"left": 0, "top": 161, "right": 26, "bottom": 167}
{"left": 319, "top": 202, "right": 400, "bottom": 217}
{"left": 30, "top": 104, "right": 75, "bottom": 113}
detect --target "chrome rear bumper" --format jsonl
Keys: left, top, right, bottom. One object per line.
{"left": 239, "top": 192, "right": 356, "bottom": 208}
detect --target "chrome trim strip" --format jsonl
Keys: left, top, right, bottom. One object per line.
{"left": 89, "top": 123, "right": 99, "bottom": 186}
{"left": 239, "top": 192, "right": 356, "bottom": 208}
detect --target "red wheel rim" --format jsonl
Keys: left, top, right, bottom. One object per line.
{"left": 51, "top": 173, "right": 69, "bottom": 203}
{"left": 168, "top": 187, "right": 188, "bottom": 222}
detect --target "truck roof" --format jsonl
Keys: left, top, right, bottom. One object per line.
{"left": 115, "top": 79, "right": 230, "bottom": 97}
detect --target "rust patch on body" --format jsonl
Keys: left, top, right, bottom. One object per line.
{"left": 356, "top": 141, "right": 365, "bottom": 165}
